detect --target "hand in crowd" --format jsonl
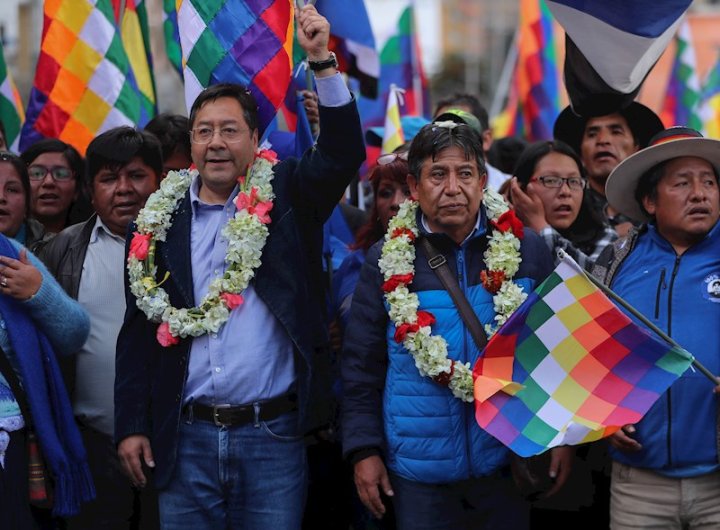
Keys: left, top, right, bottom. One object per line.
{"left": 118, "top": 434, "right": 156, "bottom": 488}
{"left": 609, "top": 424, "right": 642, "bottom": 453}
{"left": 354, "top": 455, "right": 394, "bottom": 519}
{"left": 509, "top": 177, "right": 549, "bottom": 233}
{"left": 543, "top": 445, "right": 574, "bottom": 498}
{"left": 296, "top": 5, "right": 331, "bottom": 62}
{"left": 302, "top": 90, "right": 320, "bottom": 126}
{"left": 0, "top": 249, "right": 42, "bottom": 300}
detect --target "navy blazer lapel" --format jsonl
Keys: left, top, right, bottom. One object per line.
{"left": 161, "top": 193, "right": 194, "bottom": 308}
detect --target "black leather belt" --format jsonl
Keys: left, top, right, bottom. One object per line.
{"left": 183, "top": 394, "right": 297, "bottom": 427}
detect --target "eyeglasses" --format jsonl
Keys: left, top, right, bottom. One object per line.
{"left": 28, "top": 165, "right": 74, "bottom": 181}
{"left": 377, "top": 151, "right": 409, "bottom": 166}
{"left": 531, "top": 175, "right": 586, "bottom": 190}
{"left": 190, "top": 126, "right": 249, "bottom": 144}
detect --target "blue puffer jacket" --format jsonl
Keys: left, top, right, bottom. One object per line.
{"left": 597, "top": 222, "right": 720, "bottom": 475}
{"left": 342, "top": 208, "right": 553, "bottom": 484}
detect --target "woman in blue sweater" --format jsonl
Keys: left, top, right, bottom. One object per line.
{"left": 0, "top": 233, "right": 93, "bottom": 528}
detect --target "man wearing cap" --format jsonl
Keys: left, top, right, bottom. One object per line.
{"left": 554, "top": 101, "right": 664, "bottom": 236}
{"left": 435, "top": 93, "right": 510, "bottom": 191}
{"left": 593, "top": 127, "right": 720, "bottom": 528}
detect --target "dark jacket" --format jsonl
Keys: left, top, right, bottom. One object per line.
{"left": 114, "top": 100, "right": 365, "bottom": 489}
{"left": 341, "top": 210, "right": 554, "bottom": 483}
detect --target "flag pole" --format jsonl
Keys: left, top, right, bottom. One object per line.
{"left": 584, "top": 271, "right": 719, "bottom": 385}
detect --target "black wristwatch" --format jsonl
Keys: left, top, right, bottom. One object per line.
{"left": 308, "top": 52, "right": 338, "bottom": 72}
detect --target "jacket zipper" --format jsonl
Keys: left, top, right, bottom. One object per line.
{"left": 456, "top": 248, "right": 474, "bottom": 475}
{"left": 665, "top": 255, "right": 681, "bottom": 467}
{"left": 654, "top": 268, "right": 666, "bottom": 320}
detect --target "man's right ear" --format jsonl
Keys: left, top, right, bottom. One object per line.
{"left": 407, "top": 173, "right": 418, "bottom": 200}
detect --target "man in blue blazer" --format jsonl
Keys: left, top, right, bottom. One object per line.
{"left": 114, "top": 6, "right": 365, "bottom": 529}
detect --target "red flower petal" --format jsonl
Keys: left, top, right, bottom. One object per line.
{"left": 382, "top": 273, "right": 414, "bottom": 293}
{"left": 129, "top": 232, "right": 152, "bottom": 261}
{"left": 156, "top": 322, "right": 180, "bottom": 347}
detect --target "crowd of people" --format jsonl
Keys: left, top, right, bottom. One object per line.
{"left": 1, "top": 4, "right": 719, "bottom": 530}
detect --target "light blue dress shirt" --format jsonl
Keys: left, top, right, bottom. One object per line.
{"left": 183, "top": 73, "right": 351, "bottom": 406}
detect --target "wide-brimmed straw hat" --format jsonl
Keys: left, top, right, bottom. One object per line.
{"left": 605, "top": 127, "right": 720, "bottom": 222}
{"left": 553, "top": 101, "right": 664, "bottom": 155}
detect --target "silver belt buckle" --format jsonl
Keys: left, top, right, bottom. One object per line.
{"left": 212, "top": 404, "right": 233, "bottom": 426}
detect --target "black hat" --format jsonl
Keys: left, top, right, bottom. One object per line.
{"left": 553, "top": 101, "right": 664, "bottom": 155}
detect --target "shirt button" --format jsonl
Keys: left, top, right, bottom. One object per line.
{"left": 215, "top": 367, "right": 222, "bottom": 373}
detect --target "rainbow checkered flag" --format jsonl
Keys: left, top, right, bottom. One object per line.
{"left": 0, "top": 41, "right": 24, "bottom": 153}
{"left": 177, "top": 0, "right": 294, "bottom": 134}
{"left": 473, "top": 252, "right": 693, "bottom": 457}
{"left": 20, "top": 0, "right": 153, "bottom": 153}
{"left": 660, "top": 18, "right": 704, "bottom": 131}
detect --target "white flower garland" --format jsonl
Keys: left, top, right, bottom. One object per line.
{"left": 127, "top": 150, "right": 278, "bottom": 346}
{"left": 378, "top": 188, "right": 526, "bottom": 401}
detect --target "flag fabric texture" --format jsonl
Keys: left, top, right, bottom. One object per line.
{"left": 260, "top": 63, "right": 314, "bottom": 160}
{"left": 494, "top": 0, "right": 563, "bottom": 141}
{"left": 381, "top": 85, "right": 405, "bottom": 154}
{"left": 177, "top": 0, "right": 294, "bottom": 135}
{"left": 547, "top": 0, "right": 691, "bottom": 115}
{"left": 121, "top": 0, "right": 157, "bottom": 122}
{"left": 315, "top": 0, "right": 378, "bottom": 99}
{"left": 20, "top": 0, "right": 153, "bottom": 153}
{"left": 357, "top": 3, "right": 429, "bottom": 168}
{"left": 162, "top": 0, "right": 183, "bottom": 76}
{"left": 660, "top": 18, "right": 704, "bottom": 131}
{"left": 701, "top": 53, "right": 720, "bottom": 138}
{"left": 0, "top": 41, "right": 25, "bottom": 152}
{"left": 473, "top": 253, "right": 693, "bottom": 457}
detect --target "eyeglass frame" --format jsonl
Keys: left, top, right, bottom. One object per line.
{"left": 529, "top": 175, "right": 586, "bottom": 191}
{"left": 377, "top": 151, "right": 409, "bottom": 166}
{"left": 189, "top": 126, "right": 250, "bottom": 144}
{"left": 27, "top": 164, "right": 75, "bottom": 182}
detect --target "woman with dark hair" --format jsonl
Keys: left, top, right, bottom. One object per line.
{"left": 332, "top": 153, "right": 411, "bottom": 328}
{"left": 21, "top": 139, "right": 90, "bottom": 234}
{"left": 509, "top": 140, "right": 616, "bottom": 271}
{"left": 0, "top": 232, "right": 93, "bottom": 527}
{"left": 0, "top": 151, "right": 54, "bottom": 251}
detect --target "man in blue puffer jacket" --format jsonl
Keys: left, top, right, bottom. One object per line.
{"left": 595, "top": 127, "right": 720, "bottom": 529}
{"left": 342, "top": 122, "right": 572, "bottom": 529}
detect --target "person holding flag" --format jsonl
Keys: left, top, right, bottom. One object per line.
{"left": 342, "top": 121, "right": 571, "bottom": 529}
{"left": 596, "top": 127, "right": 720, "bottom": 528}
{"left": 114, "top": 5, "right": 365, "bottom": 529}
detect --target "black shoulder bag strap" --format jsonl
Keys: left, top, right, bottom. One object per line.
{"left": 418, "top": 236, "right": 489, "bottom": 351}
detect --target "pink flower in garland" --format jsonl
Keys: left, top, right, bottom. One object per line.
{"left": 235, "top": 187, "right": 273, "bottom": 224}
{"left": 257, "top": 149, "right": 278, "bottom": 163}
{"left": 220, "top": 292, "right": 244, "bottom": 309}
{"left": 157, "top": 322, "right": 180, "bottom": 347}
{"left": 129, "top": 232, "right": 152, "bottom": 260}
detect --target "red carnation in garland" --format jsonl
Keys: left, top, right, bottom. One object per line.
{"left": 393, "top": 310, "right": 436, "bottom": 343}
{"left": 481, "top": 269, "right": 507, "bottom": 294}
{"left": 433, "top": 361, "right": 456, "bottom": 386}
{"left": 128, "top": 232, "right": 152, "bottom": 261}
{"left": 416, "top": 310, "right": 436, "bottom": 327}
{"left": 382, "top": 273, "right": 414, "bottom": 292}
{"left": 391, "top": 227, "right": 416, "bottom": 241}
{"left": 491, "top": 210, "right": 524, "bottom": 239}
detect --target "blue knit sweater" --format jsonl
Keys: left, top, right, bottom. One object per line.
{"left": 0, "top": 239, "right": 89, "bottom": 429}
